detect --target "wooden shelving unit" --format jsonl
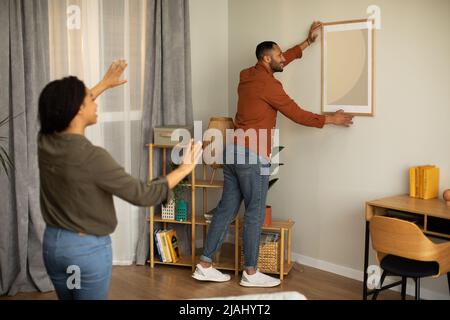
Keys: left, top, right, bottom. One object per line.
{"left": 146, "top": 143, "right": 295, "bottom": 280}
{"left": 147, "top": 143, "right": 240, "bottom": 276}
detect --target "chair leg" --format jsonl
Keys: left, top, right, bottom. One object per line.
{"left": 372, "top": 270, "right": 387, "bottom": 300}
{"left": 401, "top": 277, "right": 407, "bottom": 300}
{"left": 414, "top": 278, "right": 421, "bottom": 300}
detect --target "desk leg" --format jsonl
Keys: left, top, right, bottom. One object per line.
{"left": 280, "top": 228, "right": 285, "bottom": 280}
{"left": 363, "top": 221, "right": 370, "bottom": 300}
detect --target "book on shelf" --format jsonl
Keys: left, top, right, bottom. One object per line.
{"left": 154, "top": 228, "right": 162, "bottom": 261}
{"left": 409, "top": 165, "right": 439, "bottom": 200}
{"left": 155, "top": 230, "right": 165, "bottom": 262}
{"left": 161, "top": 230, "right": 173, "bottom": 262}
{"left": 165, "top": 229, "right": 182, "bottom": 262}
{"left": 156, "top": 230, "right": 172, "bottom": 262}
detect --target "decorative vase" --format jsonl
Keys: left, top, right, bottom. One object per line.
{"left": 175, "top": 200, "right": 188, "bottom": 221}
{"left": 203, "top": 117, "right": 235, "bottom": 183}
{"left": 263, "top": 205, "right": 272, "bottom": 227}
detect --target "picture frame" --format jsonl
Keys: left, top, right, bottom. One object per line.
{"left": 321, "top": 19, "right": 375, "bottom": 116}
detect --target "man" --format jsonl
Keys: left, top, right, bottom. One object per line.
{"left": 192, "top": 22, "right": 354, "bottom": 287}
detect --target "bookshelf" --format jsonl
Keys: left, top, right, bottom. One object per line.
{"left": 147, "top": 143, "right": 295, "bottom": 280}
{"left": 147, "top": 144, "right": 240, "bottom": 276}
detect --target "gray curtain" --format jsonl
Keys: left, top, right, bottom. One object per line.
{"left": 135, "top": 0, "right": 193, "bottom": 265}
{"left": 0, "top": 0, "right": 53, "bottom": 295}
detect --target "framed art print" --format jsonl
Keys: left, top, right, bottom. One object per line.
{"left": 321, "top": 19, "right": 375, "bottom": 116}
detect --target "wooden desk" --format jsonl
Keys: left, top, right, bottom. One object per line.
{"left": 363, "top": 195, "right": 450, "bottom": 300}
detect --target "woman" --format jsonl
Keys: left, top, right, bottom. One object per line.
{"left": 38, "top": 60, "right": 202, "bottom": 300}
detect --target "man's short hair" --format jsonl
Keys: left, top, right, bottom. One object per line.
{"left": 255, "top": 41, "right": 277, "bottom": 60}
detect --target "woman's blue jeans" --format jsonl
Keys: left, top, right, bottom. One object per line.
{"left": 200, "top": 145, "right": 270, "bottom": 269}
{"left": 43, "top": 225, "right": 112, "bottom": 300}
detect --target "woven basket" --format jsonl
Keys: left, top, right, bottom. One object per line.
{"left": 240, "top": 239, "right": 279, "bottom": 273}
{"left": 161, "top": 199, "right": 175, "bottom": 220}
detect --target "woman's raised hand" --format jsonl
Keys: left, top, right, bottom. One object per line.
{"left": 102, "top": 60, "right": 128, "bottom": 89}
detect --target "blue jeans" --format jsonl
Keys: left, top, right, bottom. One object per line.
{"left": 201, "top": 145, "right": 270, "bottom": 269}
{"left": 43, "top": 225, "right": 112, "bottom": 300}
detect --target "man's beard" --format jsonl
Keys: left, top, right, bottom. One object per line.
{"left": 270, "top": 61, "right": 283, "bottom": 73}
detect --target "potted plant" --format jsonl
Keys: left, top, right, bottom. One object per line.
{"left": 0, "top": 115, "right": 13, "bottom": 178}
{"left": 264, "top": 146, "right": 285, "bottom": 227}
{"left": 169, "top": 162, "right": 189, "bottom": 221}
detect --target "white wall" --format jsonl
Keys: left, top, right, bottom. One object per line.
{"left": 228, "top": 0, "right": 450, "bottom": 299}
{"left": 190, "top": 0, "right": 229, "bottom": 124}
{"left": 189, "top": 0, "right": 229, "bottom": 219}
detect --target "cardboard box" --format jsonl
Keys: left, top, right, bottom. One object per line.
{"left": 153, "top": 125, "right": 193, "bottom": 146}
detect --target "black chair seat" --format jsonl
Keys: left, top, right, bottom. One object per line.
{"left": 381, "top": 255, "right": 439, "bottom": 278}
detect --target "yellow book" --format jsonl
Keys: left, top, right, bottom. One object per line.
{"left": 419, "top": 166, "right": 424, "bottom": 198}
{"left": 159, "top": 230, "right": 172, "bottom": 263}
{"left": 165, "top": 229, "right": 181, "bottom": 263}
{"left": 418, "top": 165, "right": 434, "bottom": 199}
{"left": 415, "top": 167, "right": 420, "bottom": 198}
{"left": 409, "top": 167, "right": 416, "bottom": 197}
{"left": 422, "top": 167, "right": 439, "bottom": 200}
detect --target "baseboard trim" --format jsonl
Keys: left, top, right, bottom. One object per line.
{"left": 113, "top": 260, "right": 134, "bottom": 266}
{"left": 292, "top": 252, "right": 449, "bottom": 300}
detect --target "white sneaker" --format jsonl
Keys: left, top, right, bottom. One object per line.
{"left": 192, "top": 264, "right": 231, "bottom": 282}
{"left": 240, "top": 269, "right": 281, "bottom": 287}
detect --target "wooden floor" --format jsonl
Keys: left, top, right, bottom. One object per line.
{"left": 1, "top": 263, "right": 409, "bottom": 300}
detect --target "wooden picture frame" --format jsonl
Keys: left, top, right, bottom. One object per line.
{"left": 321, "top": 19, "right": 375, "bottom": 116}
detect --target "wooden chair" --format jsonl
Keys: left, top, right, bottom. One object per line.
{"left": 370, "top": 216, "right": 450, "bottom": 300}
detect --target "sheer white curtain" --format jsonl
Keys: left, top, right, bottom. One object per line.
{"left": 48, "top": 0, "right": 147, "bottom": 264}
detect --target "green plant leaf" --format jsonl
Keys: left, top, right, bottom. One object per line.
{"left": 268, "top": 178, "right": 279, "bottom": 190}
{"left": 271, "top": 146, "right": 285, "bottom": 158}
{"left": 269, "top": 163, "right": 284, "bottom": 175}
{"left": 171, "top": 161, "right": 189, "bottom": 201}
{"left": 0, "top": 114, "right": 20, "bottom": 179}
{"left": 271, "top": 163, "right": 284, "bottom": 168}
{"left": 0, "top": 116, "right": 9, "bottom": 128}
{"left": 0, "top": 112, "right": 24, "bottom": 128}
{"left": 0, "top": 146, "right": 13, "bottom": 178}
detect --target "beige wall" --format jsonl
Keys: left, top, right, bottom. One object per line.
{"left": 228, "top": 0, "right": 450, "bottom": 298}
{"left": 190, "top": 0, "right": 229, "bottom": 214}
{"left": 190, "top": 0, "right": 229, "bottom": 124}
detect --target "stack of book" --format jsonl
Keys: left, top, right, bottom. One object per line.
{"left": 409, "top": 165, "right": 439, "bottom": 200}
{"left": 154, "top": 229, "right": 182, "bottom": 263}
